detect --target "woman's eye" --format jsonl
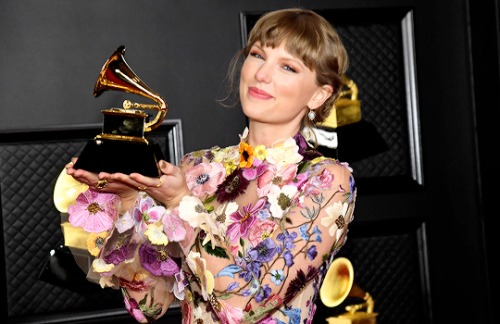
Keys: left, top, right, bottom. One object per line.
{"left": 283, "top": 65, "right": 297, "bottom": 73}
{"left": 250, "top": 52, "right": 264, "bottom": 60}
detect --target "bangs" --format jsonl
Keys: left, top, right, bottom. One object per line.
{"left": 247, "top": 10, "right": 326, "bottom": 71}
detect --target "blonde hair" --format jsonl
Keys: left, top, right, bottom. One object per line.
{"left": 224, "top": 8, "right": 348, "bottom": 128}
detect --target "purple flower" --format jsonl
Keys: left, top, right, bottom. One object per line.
{"left": 242, "top": 158, "right": 268, "bottom": 181}
{"left": 248, "top": 238, "right": 278, "bottom": 263}
{"left": 349, "top": 176, "right": 356, "bottom": 203}
{"left": 139, "top": 240, "right": 179, "bottom": 277}
{"left": 294, "top": 133, "right": 323, "bottom": 162}
{"left": 277, "top": 231, "right": 298, "bottom": 250}
{"left": 255, "top": 284, "right": 272, "bottom": 303}
{"left": 102, "top": 228, "right": 136, "bottom": 265}
{"left": 226, "top": 199, "right": 265, "bottom": 243}
{"left": 306, "top": 245, "right": 317, "bottom": 261}
{"left": 182, "top": 147, "right": 216, "bottom": 166}
{"left": 283, "top": 250, "right": 294, "bottom": 267}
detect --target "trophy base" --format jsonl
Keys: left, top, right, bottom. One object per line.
{"left": 73, "top": 139, "right": 164, "bottom": 177}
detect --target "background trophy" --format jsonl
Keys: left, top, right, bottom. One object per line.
{"left": 73, "top": 45, "right": 168, "bottom": 177}
{"left": 320, "top": 257, "right": 378, "bottom": 324}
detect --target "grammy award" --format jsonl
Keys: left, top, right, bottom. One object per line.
{"left": 73, "top": 45, "right": 168, "bottom": 177}
{"left": 320, "top": 257, "right": 378, "bottom": 324}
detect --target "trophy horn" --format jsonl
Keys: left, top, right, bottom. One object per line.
{"left": 320, "top": 257, "right": 374, "bottom": 313}
{"left": 94, "top": 45, "right": 168, "bottom": 131}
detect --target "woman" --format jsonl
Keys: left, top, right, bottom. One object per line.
{"left": 66, "top": 8, "right": 355, "bottom": 324}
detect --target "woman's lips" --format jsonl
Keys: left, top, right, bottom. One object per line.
{"left": 248, "top": 87, "right": 273, "bottom": 100}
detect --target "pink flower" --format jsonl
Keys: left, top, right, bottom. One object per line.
{"left": 257, "top": 164, "right": 297, "bottom": 197}
{"left": 248, "top": 219, "right": 277, "bottom": 247}
{"left": 133, "top": 196, "right": 166, "bottom": 234}
{"left": 226, "top": 199, "right": 265, "bottom": 243}
{"left": 215, "top": 299, "right": 244, "bottom": 324}
{"left": 124, "top": 295, "right": 146, "bottom": 322}
{"left": 242, "top": 158, "right": 268, "bottom": 181}
{"left": 68, "top": 188, "right": 119, "bottom": 233}
{"left": 162, "top": 208, "right": 187, "bottom": 242}
{"left": 185, "top": 162, "right": 225, "bottom": 197}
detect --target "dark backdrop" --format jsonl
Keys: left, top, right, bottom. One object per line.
{"left": 0, "top": 0, "right": 495, "bottom": 323}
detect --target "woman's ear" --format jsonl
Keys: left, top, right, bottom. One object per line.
{"left": 308, "top": 84, "right": 333, "bottom": 110}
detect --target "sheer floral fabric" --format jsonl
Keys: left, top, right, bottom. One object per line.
{"left": 66, "top": 129, "right": 356, "bottom": 324}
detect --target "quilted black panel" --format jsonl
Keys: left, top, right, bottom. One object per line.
{"left": 313, "top": 222, "right": 428, "bottom": 324}
{"left": 336, "top": 23, "right": 410, "bottom": 179}
{"left": 0, "top": 123, "right": 182, "bottom": 321}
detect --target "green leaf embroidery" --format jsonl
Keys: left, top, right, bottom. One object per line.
{"left": 202, "top": 242, "right": 230, "bottom": 259}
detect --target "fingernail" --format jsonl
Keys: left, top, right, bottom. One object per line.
{"left": 161, "top": 161, "right": 167, "bottom": 170}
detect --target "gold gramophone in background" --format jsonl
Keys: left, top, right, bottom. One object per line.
{"left": 320, "top": 257, "right": 378, "bottom": 324}
{"left": 73, "top": 45, "right": 168, "bottom": 177}
{"left": 319, "top": 75, "right": 362, "bottom": 129}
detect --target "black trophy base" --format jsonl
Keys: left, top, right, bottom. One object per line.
{"left": 73, "top": 139, "right": 164, "bottom": 177}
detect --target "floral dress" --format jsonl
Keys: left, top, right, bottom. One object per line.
{"left": 66, "top": 128, "right": 356, "bottom": 324}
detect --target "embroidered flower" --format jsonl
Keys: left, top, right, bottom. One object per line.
{"left": 185, "top": 162, "right": 225, "bottom": 197}
{"left": 349, "top": 176, "right": 356, "bottom": 203}
{"left": 199, "top": 215, "right": 221, "bottom": 250}
{"left": 87, "top": 231, "right": 108, "bottom": 256}
{"left": 145, "top": 224, "right": 169, "bottom": 246}
{"left": 166, "top": 270, "right": 189, "bottom": 300}
{"left": 248, "top": 219, "right": 277, "bottom": 247}
{"left": 281, "top": 308, "right": 302, "bottom": 324}
{"left": 118, "top": 269, "right": 157, "bottom": 292}
{"left": 178, "top": 195, "right": 211, "bottom": 228}
{"left": 183, "top": 148, "right": 215, "bottom": 166}
{"left": 242, "top": 158, "right": 268, "bottom": 181}
{"left": 255, "top": 284, "right": 272, "bottom": 303}
{"left": 321, "top": 201, "right": 349, "bottom": 240}
{"left": 224, "top": 160, "right": 238, "bottom": 175}
{"left": 226, "top": 199, "right": 265, "bottom": 243}
{"left": 213, "top": 202, "right": 238, "bottom": 237}
{"left": 266, "top": 137, "right": 303, "bottom": 170}
{"left": 139, "top": 240, "right": 179, "bottom": 277}
{"left": 132, "top": 196, "right": 166, "bottom": 234}
{"left": 102, "top": 228, "right": 137, "bottom": 265}
{"left": 68, "top": 188, "right": 119, "bottom": 233}
{"left": 257, "top": 164, "right": 298, "bottom": 197}
{"left": 123, "top": 294, "right": 147, "bottom": 323}
{"left": 216, "top": 168, "right": 250, "bottom": 203}
{"left": 215, "top": 299, "right": 244, "bottom": 324}
{"left": 253, "top": 144, "right": 268, "bottom": 161}
{"left": 92, "top": 258, "right": 114, "bottom": 273}
{"left": 283, "top": 266, "right": 318, "bottom": 305}
{"left": 248, "top": 238, "right": 278, "bottom": 263}
{"left": 186, "top": 251, "right": 214, "bottom": 299}
{"left": 294, "top": 132, "right": 323, "bottom": 162}
{"left": 162, "top": 208, "right": 187, "bottom": 242}
{"left": 267, "top": 184, "right": 298, "bottom": 219}
{"left": 306, "top": 245, "right": 317, "bottom": 261}
{"left": 239, "top": 141, "right": 254, "bottom": 168}
{"left": 270, "top": 269, "right": 285, "bottom": 285}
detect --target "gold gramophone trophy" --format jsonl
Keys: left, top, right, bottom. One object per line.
{"left": 320, "top": 257, "right": 378, "bottom": 324}
{"left": 73, "top": 45, "right": 168, "bottom": 177}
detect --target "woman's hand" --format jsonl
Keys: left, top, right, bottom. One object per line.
{"left": 65, "top": 157, "right": 139, "bottom": 210}
{"left": 107, "top": 160, "right": 191, "bottom": 209}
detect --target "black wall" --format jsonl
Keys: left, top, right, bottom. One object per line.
{"left": 0, "top": 0, "right": 495, "bottom": 323}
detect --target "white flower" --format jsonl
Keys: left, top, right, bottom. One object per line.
{"left": 178, "top": 195, "right": 211, "bottom": 228}
{"left": 92, "top": 258, "right": 114, "bottom": 273}
{"left": 321, "top": 201, "right": 349, "bottom": 240}
{"left": 267, "top": 184, "right": 298, "bottom": 219}
{"left": 213, "top": 202, "right": 238, "bottom": 237}
{"left": 186, "top": 251, "right": 214, "bottom": 300}
{"left": 266, "top": 137, "right": 303, "bottom": 170}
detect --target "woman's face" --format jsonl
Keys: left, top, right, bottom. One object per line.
{"left": 239, "top": 41, "right": 328, "bottom": 129}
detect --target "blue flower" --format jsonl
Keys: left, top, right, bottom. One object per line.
{"left": 299, "top": 224, "right": 309, "bottom": 241}
{"left": 277, "top": 231, "right": 298, "bottom": 250}
{"left": 282, "top": 308, "right": 302, "bottom": 324}
{"left": 312, "top": 226, "right": 322, "bottom": 242}
{"left": 270, "top": 269, "right": 285, "bottom": 286}
{"left": 257, "top": 209, "right": 271, "bottom": 221}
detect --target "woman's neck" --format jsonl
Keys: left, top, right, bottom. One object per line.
{"left": 247, "top": 121, "right": 301, "bottom": 148}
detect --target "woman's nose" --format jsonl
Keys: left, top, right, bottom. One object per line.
{"left": 255, "top": 63, "right": 272, "bottom": 83}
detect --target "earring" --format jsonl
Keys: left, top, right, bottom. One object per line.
{"left": 308, "top": 109, "right": 316, "bottom": 121}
